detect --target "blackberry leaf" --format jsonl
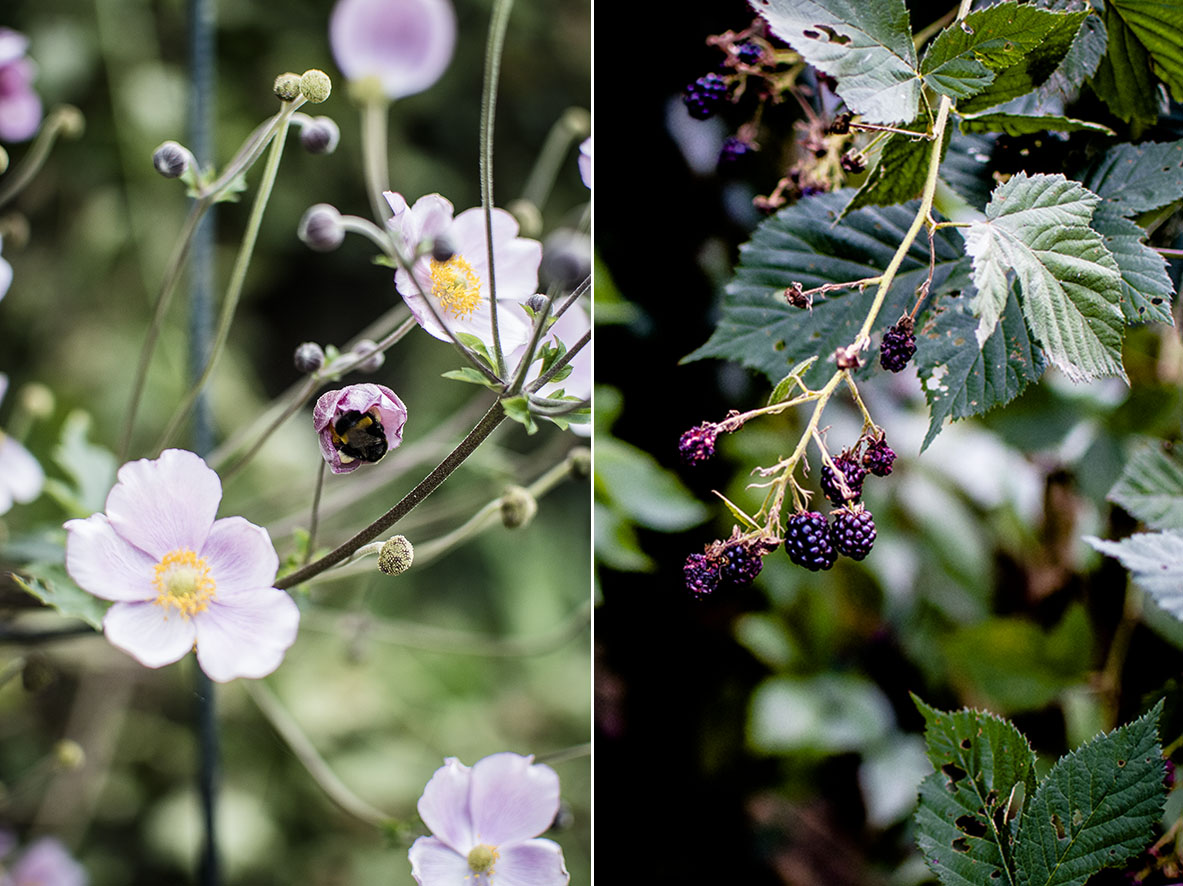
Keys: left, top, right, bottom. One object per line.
{"left": 1107, "top": 439, "right": 1183, "bottom": 530}
{"left": 1082, "top": 139, "right": 1183, "bottom": 217}
{"left": 1086, "top": 531, "right": 1183, "bottom": 618}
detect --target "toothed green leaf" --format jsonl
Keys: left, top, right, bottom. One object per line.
{"left": 1107, "top": 439, "right": 1183, "bottom": 529}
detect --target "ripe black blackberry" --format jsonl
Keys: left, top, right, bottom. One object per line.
{"left": 684, "top": 553, "right": 722, "bottom": 596}
{"left": 880, "top": 316, "right": 916, "bottom": 372}
{"left": 831, "top": 505, "right": 877, "bottom": 560}
{"left": 820, "top": 452, "right": 866, "bottom": 504}
{"left": 678, "top": 423, "right": 718, "bottom": 465}
{"left": 735, "top": 41, "right": 763, "bottom": 64}
{"left": 683, "top": 73, "right": 729, "bottom": 120}
{"left": 719, "top": 136, "right": 754, "bottom": 166}
{"left": 862, "top": 436, "right": 896, "bottom": 476}
{"left": 720, "top": 543, "right": 763, "bottom": 585}
{"left": 784, "top": 511, "right": 838, "bottom": 571}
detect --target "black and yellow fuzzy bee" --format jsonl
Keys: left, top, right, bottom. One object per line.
{"left": 330, "top": 409, "right": 389, "bottom": 465}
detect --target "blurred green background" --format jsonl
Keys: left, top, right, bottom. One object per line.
{"left": 0, "top": 0, "right": 589, "bottom": 882}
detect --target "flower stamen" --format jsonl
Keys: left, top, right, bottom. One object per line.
{"left": 466, "top": 843, "right": 498, "bottom": 875}
{"left": 153, "top": 548, "right": 216, "bottom": 618}
{"left": 430, "top": 255, "right": 483, "bottom": 320}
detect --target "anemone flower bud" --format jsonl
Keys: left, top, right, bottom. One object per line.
{"left": 273, "top": 72, "right": 302, "bottom": 101}
{"left": 300, "top": 115, "right": 340, "bottom": 154}
{"left": 314, "top": 383, "right": 407, "bottom": 474}
{"left": 153, "top": 140, "right": 191, "bottom": 178}
{"left": 500, "top": 485, "right": 537, "bottom": 529}
{"left": 293, "top": 341, "right": 326, "bottom": 374}
{"left": 378, "top": 535, "right": 414, "bottom": 575}
{"left": 430, "top": 234, "right": 455, "bottom": 263}
{"left": 330, "top": 0, "right": 457, "bottom": 100}
{"left": 299, "top": 69, "right": 333, "bottom": 104}
{"left": 526, "top": 293, "right": 549, "bottom": 314}
{"left": 299, "top": 204, "right": 345, "bottom": 252}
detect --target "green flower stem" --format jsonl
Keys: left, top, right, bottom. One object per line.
{"left": 525, "top": 329, "right": 589, "bottom": 395}
{"left": 245, "top": 680, "right": 394, "bottom": 828}
{"left": 305, "top": 461, "right": 327, "bottom": 566}
{"left": 0, "top": 105, "right": 84, "bottom": 210}
{"left": 156, "top": 103, "right": 299, "bottom": 453}
{"left": 520, "top": 106, "right": 591, "bottom": 212}
{"left": 479, "top": 0, "right": 515, "bottom": 377}
{"left": 360, "top": 96, "right": 393, "bottom": 226}
{"left": 275, "top": 398, "right": 508, "bottom": 590}
{"left": 535, "top": 742, "right": 591, "bottom": 767}
{"left": 340, "top": 214, "right": 398, "bottom": 254}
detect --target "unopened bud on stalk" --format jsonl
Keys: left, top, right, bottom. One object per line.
{"left": 500, "top": 485, "right": 538, "bottom": 529}
{"left": 351, "top": 339, "right": 385, "bottom": 373}
{"left": 152, "top": 140, "right": 190, "bottom": 178}
{"left": 430, "top": 234, "right": 455, "bottom": 263}
{"left": 300, "top": 116, "right": 340, "bottom": 154}
{"left": 54, "top": 740, "right": 85, "bottom": 771}
{"left": 274, "top": 72, "right": 303, "bottom": 101}
{"left": 293, "top": 342, "right": 326, "bottom": 374}
{"left": 55, "top": 105, "right": 85, "bottom": 139}
{"left": 298, "top": 204, "right": 345, "bottom": 252}
{"left": 300, "top": 69, "right": 333, "bottom": 104}
{"left": 568, "top": 446, "right": 590, "bottom": 479}
{"left": 378, "top": 535, "right": 414, "bottom": 575}
{"left": 526, "top": 294, "right": 549, "bottom": 315}
{"left": 18, "top": 383, "right": 54, "bottom": 419}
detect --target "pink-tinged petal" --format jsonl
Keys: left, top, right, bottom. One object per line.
{"left": 0, "top": 253, "right": 11, "bottom": 302}
{"left": 64, "top": 514, "right": 158, "bottom": 602}
{"left": 104, "top": 449, "right": 222, "bottom": 559}
{"left": 408, "top": 836, "right": 471, "bottom": 886}
{"left": 578, "top": 137, "right": 590, "bottom": 188}
{"left": 314, "top": 384, "right": 408, "bottom": 475}
{"left": 200, "top": 516, "right": 278, "bottom": 597}
{"left": 103, "top": 601, "right": 196, "bottom": 669}
{"left": 10, "top": 837, "right": 87, "bottom": 886}
{"left": 0, "top": 31, "right": 29, "bottom": 66}
{"left": 0, "top": 89, "right": 41, "bottom": 143}
{"left": 486, "top": 238, "right": 544, "bottom": 303}
{"left": 470, "top": 753, "right": 560, "bottom": 845}
{"left": 0, "top": 434, "right": 43, "bottom": 504}
{"left": 193, "top": 589, "right": 299, "bottom": 682}
{"left": 417, "top": 757, "right": 476, "bottom": 853}
{"left": 330, "top": 0, "right": 456, "bottom": 100}
{"left": 493, "top": 839, "right": 569, "bottom": 886}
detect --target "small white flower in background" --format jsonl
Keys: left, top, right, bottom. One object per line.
{"left": 409, "top": 752, "right": 569, "bottom": 886}
{"left": 0, "top": 834, "right": 88, "bottom": 886}
{"left": 64, "top": 449, "right": 300, "bottom": 682}
{"left": 329, "top": 0, "right": 456, "bottom": 100}
{"left": 0, "top": 374, "right": 44, "bottom": 515}
{"left": 0, "top": 28, "right": 42, "bottom": 144}
{"left": 578, "top": 136, "right": 590, "bottom": 188}
{"left": 0, "top": 236, "right": 12, "bottom": 303}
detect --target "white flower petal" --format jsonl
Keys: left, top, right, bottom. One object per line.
{"left": 64, "top": 513, "right": 158, "bottom": 602}
{"left": 417, "top": 757, "right": 476, "bottom": 853}
{"left": 200, "top": 516, "right": 278, "bottom": 597}
{"left": 103, "top": 601, "right": 196, "bottom": 669}
{"left": 105, "top": 449, "right": 222, "bottom": 559}
{"left": 0, "top": 433, "right": 42, "bottom": 506}
{"left": 0, "top": 254, "right": 12, "bottom": 303}
{"left": 408, "top": 836, "right": 472, "bottom": 886}
{"left": 494, "top": 839, "right": 569, "bottom": 886}
{"left": 193, "top": 589, "right": 300, "bottom": 682}
{"left": 470, "top": 753, "right": 560, "bottom": 845}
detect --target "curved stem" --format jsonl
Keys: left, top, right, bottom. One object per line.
{"left": 0, "top": 105, "right": 84, "bottom": 211}
{"left": 360, "top": 96, "right": 392, "bottom": 226}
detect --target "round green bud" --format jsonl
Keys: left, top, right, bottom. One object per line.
{"left": 55, "top": 105, "right": 86, "bottom": 139}
{"left": 568, "top": 446, "right": 591, "bottom": 479}
{"left": 467, "top": 844, "right": 497, "bottom": 874}
{"left": 378, "top": 535, "right": 414, "bottom": 575}
{"left": 54, "top": 739, "right": 86, "bottom": 771}
{"left": 274, "top": 72, "right": 302, "bottom": 102}
{"left": 18, "top": 383, "right": 54, "bottom": 419}
{"left": 300, "top": 69, "right": 332, "bottom": 104}
{"left": 500, "top": 486, "right": 538, "bottom": 529}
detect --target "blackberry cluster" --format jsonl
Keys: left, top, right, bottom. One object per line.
{"left": 880, "top": 317, "right": 917, "bottom": 372}
{"left": 684, "top": 539, "right": 766, "bottom": 595}
{"left": 862, "top": 436, "right": 896, "bottom": 476}
{"left": 720, "top": 543, "right": 763, "bottom": 585}
{"left": 683, "top": 553, "right": 722, "bottom": 597}
{"left": 683, "top": 73, "right": 730, "bottom": 120}
{"left": 678, "top": 423, "right": 718, "bottom": 465}
{"left": 820, "top": 452, "right": 865, "bottom": 505}
{"left": 784, "top": 511, "right": 838, "bottom": 571}
{"left": 831, "top": 505, "right": 877, "bottom": 560}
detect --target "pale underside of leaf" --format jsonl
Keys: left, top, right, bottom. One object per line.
{"left": 1087, "top": 531, "right": 1183, "bottom": 617}
{"left": 1107, "top": 439, "right": 1183, "bottom": 530}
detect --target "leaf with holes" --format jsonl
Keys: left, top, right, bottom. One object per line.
{"left": 962, "top": 173, "right": 1125, "bottom": 382}
{"left": 685, "top": 192, "right": 970, "bottom": 388}
{"left": 1014, "top": 701, "right": 1165, "bottom": 886}
{"left": 1086, "top": 531, "right": 1183, "bottom": 619}
{"left": 1091, "top": 204, "right": 1175, "bottom": 326}
{"left": 1108, "top": 439, "right": 1183, "bottom": 530}
{"left": 1083, "top": 139, "right": 1183, "bottom": 217}
{"left": 750, "top": 0, "right": 920, "bottom": 124}
{"left": 914, "top": 695, "right": 1038, "bottom": 886}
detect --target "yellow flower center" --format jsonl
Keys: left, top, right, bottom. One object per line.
{"left": 430, "top": 255, "right": 483, "bottom": 320}
{"left": 467, "top": 843, "right": 498, "bottom": 875}
{"left": 153, "top": 548, "right": 216, "bottom": 618}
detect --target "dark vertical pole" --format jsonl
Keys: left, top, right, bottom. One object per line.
{"left": 187, "top": 0, "right": 219, "bottom": 884}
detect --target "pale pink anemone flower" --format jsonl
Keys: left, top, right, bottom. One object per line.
{"left": 508, "top": 302, "right": 590, "bottom": 437}
{"left": 330, "top": 0, "right": 456, "bottom": 100}
{"left": 313, "top": 383, "right": 408, "bottom": 475}
{"left": 0, "top": 29, "right": 42, "bottom": 143}
{"left": 64, "top": 449, "right": 300, "bottom": 683}
{"left": 578, "top": 137, "right": 590, "bottom": 188}
{"left": 0, "top": 374, "right": 44, "bottom": 515}
{"left": 0, "top": 236, "right": 12, "bottom": 303}
{"left": 0, "top": 836, "right": 88, "bottom": 886}
{"left": 409, "top": 753, "right": 569, "bottom": 886}
{"left": 386, "top": 191, "right": 542, "bottom": 354}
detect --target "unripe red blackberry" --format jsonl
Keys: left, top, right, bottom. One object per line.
{"left": 820, "top": 452, "right": 865, "bottom": 505}
{"left": 831, "top": 504, "right": 876, "bottom": 560}
{"left": 683, "top": 73, "right": 729, "bottom": 120}
{"left": 862, "top": 436, "right": 896, "bottom": 477}
{"left": 784, "top": 511, "right": 837, "bottom": 571}
{"left": 684, "top": 553, "right": 722, "bottom": 596}
{"left": 678, "top": 423, "right": 718, "bottom": 465}
{"left": 880, "top": 317, "right": 916, "bottom": 372}
{"left": 720, "top": 543, "right": 763, "bottom": 586}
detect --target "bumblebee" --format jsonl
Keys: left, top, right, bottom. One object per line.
{"left": 330, "top": 409, "right": 389, "bottom": 464}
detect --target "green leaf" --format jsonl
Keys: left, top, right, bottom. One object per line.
{"left": 920, "top": 3, "right": 1082, "bottom": 102}
{"left": 441, "top": 367, "right": 502, "bottom": 390}
{"left": 13, "top": 562, "right": 108, "bottom": 630}
{"left": 1107, "top": 439, "right": 1183, "bottom": 529}
{"left": 768, "top": 356, "right": 819, "bottom": 404}
{"left": 500, "top": 396, "right": 538, "bottom": 434}
{"left": 1086, "top": 531, "right": 1183, "bottom": 617}
{"left": 753, "top": 0, "right": 920, "bottom": 124}
{"left": 957, "top": 113, "right": 1113, "bottom": 136}
{"left": 1083, "top": 139, "right": 1183, "bottom": 216}
{"left": 685, "top": 191, "right": 970, "bottom": 387}
{"left": 750, "top": 675, "right": 894, "bottom": 754}
{"left": 962, "top": 173, "right": 1125, "bottom": 382}
{"left": 1091, "top": 2, "right": 1163, "bottom": 127}
{"left": 50, "top": 411, "right": 117, "bottom": 517}
{"left": 915, "top": 288, "right": 1045, "bottom": 451}
{"left": 1014, "top": 701, "right": 1165, "bottom": 886}
{"left": 594, "top": 439, "right": 710, "bottom": 533}
{"left": 842, "top": 127, "right": 939, "bottom": 215}
{"left": 1091, "top": 204, "right": 1175, "bottom": 326}
{"left": 1108, "top": 0, "right": 1183, "bottom": 101}
{"left": 913, "top": 696, "right": 1038, "bottom": 886}
{"left": 1034, "top": 9, "right": 1107, "bottom": 106}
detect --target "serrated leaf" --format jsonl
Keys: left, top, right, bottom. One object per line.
{"left": 1086, "top": 531, "right": 1183, "bottom": 615}
{"left": 1035, "top": 9, "right": 1107, "bottom": 107}
{"left": 1108, "top": 0, "right": 1183, "bottom": 101}
{"left": 13, "top": 564, "right": 108, "bottom": 630}
{"left": 920, "top": 3, "right": 1079, "bottom": 102}
{"left": 957, "top": 113, "right": 1113, "bottom": 136}
{"left": 962, "top": 173, "right": 1125, "bottom": 382}
{"left": 1082, "top": 139, "right": 1183, "bottom": 216}
{"left": 1108, "top": 439, "right": 1183, "bottom": 529}
{"left": 1091, "top": 2, "right": 1163, "bottom": 127}
{"left": 843, "top": 128, "right": 938, "bottom": 215}
{"left": 1091, "top": 204, "right": 1175, "bottom": 326}
{"left": 915, "top": 288, "right": 1045, "bottom": 452}
{"left": 1014, "top": 701, "right": 1165, "bottom": 886}
{"left": 914, "top": 696, "right": 1038, "bottom": 886}
{"left": 751, "top": 0, "right": 920, "bottom": 124}
{"left": 685, "top": 191, "right": 970, "bottom": 387}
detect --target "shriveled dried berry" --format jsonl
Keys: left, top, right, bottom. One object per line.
{"left": 684, "top": 553, "right": 722, "bottom": 596}
{"left": 862, "top": 436, "right": 897, "bottom": 477}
